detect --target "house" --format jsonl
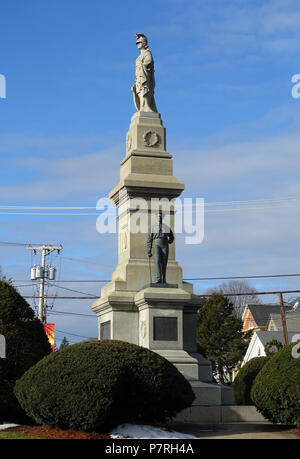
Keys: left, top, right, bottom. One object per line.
{"left": 267, "top": 311, "right": 300, "bottom": 332}
{"left": 241, "top": 331, "right": 299, "bottom": 367}
{"left": 242, "top": 303, "right": 293, "bottom": 334}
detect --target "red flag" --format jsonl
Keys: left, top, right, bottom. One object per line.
{"left": 44, "top": 323, "right": 55, "bottom": 352}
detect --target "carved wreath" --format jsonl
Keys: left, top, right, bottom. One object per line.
{"left": 143, "top": 131, "right": 160, "bottom": 147}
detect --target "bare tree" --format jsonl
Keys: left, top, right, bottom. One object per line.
{"left": 0, "top": 265, "right": 12, "bottom": 284}
{"left": 205, "top": 280, "right": 261, "bottom": 317}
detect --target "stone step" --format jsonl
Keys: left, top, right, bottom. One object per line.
{"left": 173, "top": 405, "right": 267, "bottom": 424}
{"left": 190, "top": 381, "right": 235, "bottom": 406}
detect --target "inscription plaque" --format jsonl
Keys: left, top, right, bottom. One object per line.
{"left": 153, "top": 317, "right": 178, "bottom": 341}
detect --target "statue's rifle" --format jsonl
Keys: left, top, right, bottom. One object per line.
{"left": 148, "top": 255, "right": 152, "bottom": 284}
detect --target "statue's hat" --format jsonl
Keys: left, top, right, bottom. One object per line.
{"left": 135, "top": 33, "right": 148, "bottom": 45}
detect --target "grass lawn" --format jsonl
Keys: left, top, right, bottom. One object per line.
{"left": 0, "top": 425, "right": 111, "bottom": 439}
{"left": 0, "top": 430, "right": 44, "bottom": 439}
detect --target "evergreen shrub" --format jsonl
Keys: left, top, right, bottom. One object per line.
{"left": 251, "top": 342, "right": 300, "bottom": 426}
{"left": 14, "top": 340, "right": 195, "bottom": 431}
{"left": 0, "top": 280, "right": 51, "bottom": 422}
{"left": 232, "top": 357, "right": 268, "bottom": 405}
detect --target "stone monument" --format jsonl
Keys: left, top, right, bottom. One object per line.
{"left": 91, "top": 34, "right": 234, "bottom": 419}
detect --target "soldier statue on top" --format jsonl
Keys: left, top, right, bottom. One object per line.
{"left": 131, "top": 33, "right": 158, "bottom": 113}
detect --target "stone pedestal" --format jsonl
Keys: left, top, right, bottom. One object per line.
{"left": 107, "top": 111, "right": 185, "bottom": 292}
{"left": 91, "top": 111, "right": 234, "bottom": 407}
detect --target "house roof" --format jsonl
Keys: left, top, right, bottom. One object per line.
{"left": 244, "top": 304, "right": 292, "bottom": 328}
{"left": 268, "top": 312, "right": 300, "bottom": 332}
{"left": 255, "top": 331, "right": 297, "bottom": 346}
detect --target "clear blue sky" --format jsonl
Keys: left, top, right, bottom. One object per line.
{"left": 1, "top": 0, "right": 300, "bottom": 344}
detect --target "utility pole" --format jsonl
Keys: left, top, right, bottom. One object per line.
{"left": 27, "top": 245, "right": 62, "bottom": 323}
{"left": 278, "top": 292, "right": 288, "bottom": 345}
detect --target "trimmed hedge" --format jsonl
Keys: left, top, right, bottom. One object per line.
{"left": 232, "top": 357, "right": 268, "bottom": 405}
{"left": 14, "top": 340, "right": 195, "bottom": 431}
{"left": 251, "top": 341, "right": 300, "bottom": 426}
{"left": 0, "top": 281, "right": 51, "bottom": 422}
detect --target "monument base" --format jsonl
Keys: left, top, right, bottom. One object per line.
{"left": 91, "top": 285, "right": 235, "bottom": 406}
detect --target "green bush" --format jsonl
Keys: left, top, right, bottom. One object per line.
{"left": 0, "top": 281, "right": 51, "bottom": 422}
{"left": 251, "top": 342, "right": 300, "bottom": 426}
{"left": 14, "top": 340, "right": 195, "bottom": 431}
{"left": 232, "top": 357, "right": 268, "bottom": 405}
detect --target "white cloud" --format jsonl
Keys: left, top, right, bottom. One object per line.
{"left": 0, "top": 134, "right": 111, "bottom": 157}
{"left": 173, "top": 133, "right": 300, "bottom": 197}
{"left": 0, "top": 146, "right": 122, "bottom": 201}
{"left": 168, "top": 103, "right": 300, "bottom": 199}
{"left": 150, "top": 0, "right": 300, "bottom": 60}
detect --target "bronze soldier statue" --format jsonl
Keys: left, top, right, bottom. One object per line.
{"left": 147, "top": 211, "right": 174, "bottom": 284}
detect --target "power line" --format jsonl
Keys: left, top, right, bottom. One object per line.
{"left": 23, "top": 296, "right": 98, "bottom": 299}
{"left": 184, "top": 273, "right": 300, "bottom": 281}
{"left": 13, "top": 272, "right": 300, "bottom": 283}
{"left": 2, "top": 196, "right": 300, "bottom": 210}
{"left": 48, "top": 310, "right": 96, "bottom": 318}
{"left": 1, "top": 206, "right": 300, "bottom": 215}
{"left": 200, "top": 289, "right": 300, "bottom": 297}
{"left": 53, "top": 254, "right": 115, "bottom": 269}
{"left": 46, "top": 282, "right": 97, "bottom": 297}
{"left": 204, "top": 204, "right": 300, "bottom": 213}
{"left": 13, "top": 284, "right": 36, "bottom": 288}
{"left": 2, "top": 196, "right": 300, "bottom": 215}
{"left": 55, "top": 328, "right": 96, "bottom": 339}
{"left": 0, "top": 212, "right": 99, "bottom": 215}
{"left": 0, "top": 241, "right": 44, "bottom": 246}
{"left": 49, "top": 311, "right": 295, "bottom": 321}
{"left": 14, "top": 279, "right": 110, "bottom": 283}
{"left": 0, "top": 206, "right": 96, "bottom": 209}
{"left": 0, "top": 291, "right": 97, "bottom": 316}
{"left": 201, "top": 196, "right": 300, "bottom": 207}
{"left": 20, "top": 289, "right": 300, "bottom": 299}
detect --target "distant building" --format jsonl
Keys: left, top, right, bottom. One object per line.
{"left": 242, "top": 303, "right": 293, "bottom": 334}
{"left": 241, "top": 331, "right": 298, "bottom": 367}
{"left": 234, "top": 303, "right": 300, "bottom": 379}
